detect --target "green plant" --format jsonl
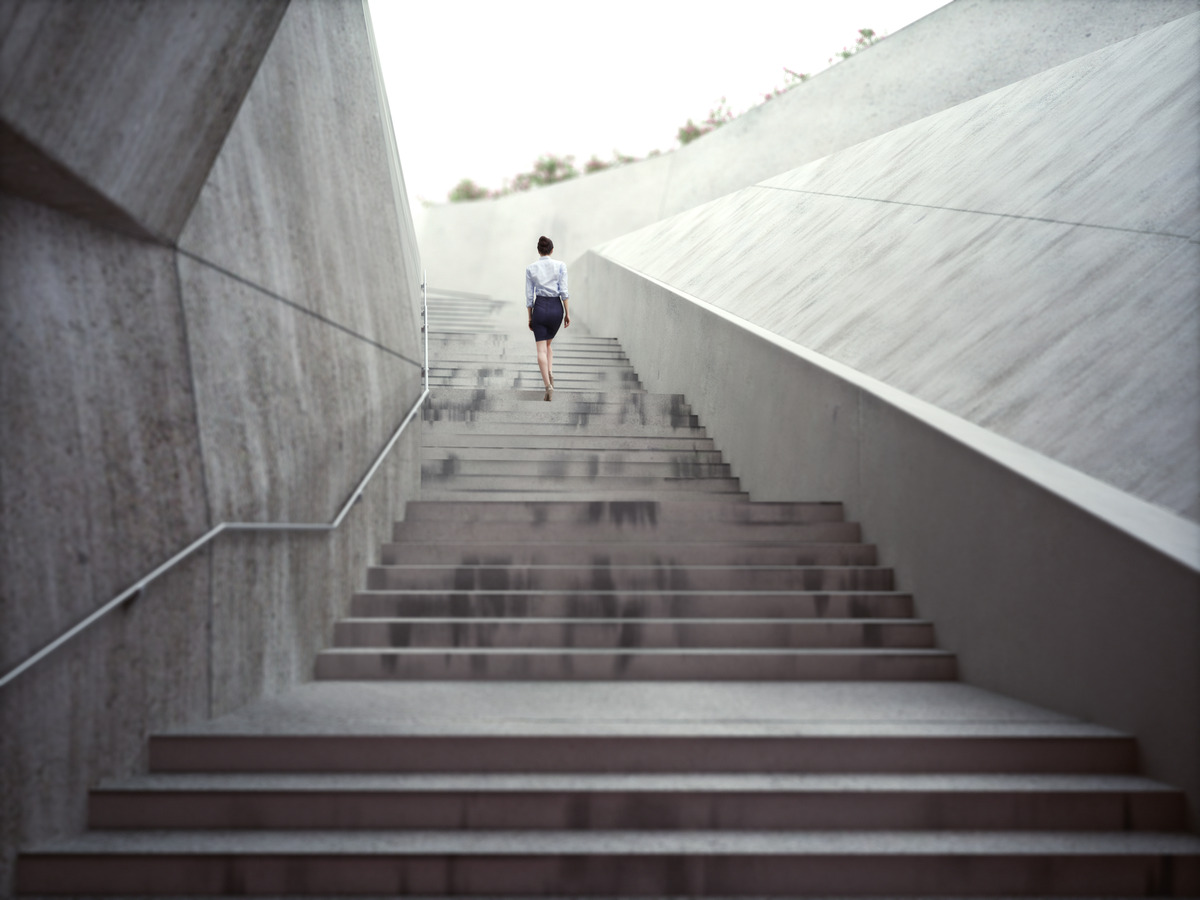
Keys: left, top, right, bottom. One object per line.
{"left": 447, "top": 178, "right": 490, "bottom": 202}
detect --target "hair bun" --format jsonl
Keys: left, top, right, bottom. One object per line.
{"left": 537, "top": 235, "right": 554, "bottom": 254}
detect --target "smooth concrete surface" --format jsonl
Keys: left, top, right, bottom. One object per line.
{"left": 0, "top": 0, "right": 424, "bottom": 893}
{"left": 178, "top": 0, "right": 422, "bottom": 357}
{"left": 0, "top": 195, "right": 214, "bottom": 893}
{"left": 176, "top": 256, "right": 416, "bottom": 524}
{"left": 577, "top": 251, "right": 1200, "bottom": 827}
{"left": 166, "top": 680, "right": 1110, "bottom": 737}
{"left": 592, "top": 14, "right": 1200, "bottom": 525}
{"left": 0, "top": 0, "right": 288, "bottom": 242}
{"left": 416, "top": 0, "right": 1199, "bottom": 301}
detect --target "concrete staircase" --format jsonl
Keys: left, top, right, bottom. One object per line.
{"left": 15, "top": 293, "right": 1200, "bottom": 895}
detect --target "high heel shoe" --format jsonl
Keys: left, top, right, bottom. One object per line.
{"left": 544, "top": 385, "right": 553, "bottom": 402}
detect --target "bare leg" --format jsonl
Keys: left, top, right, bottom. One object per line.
{"left": 545, "top": 340, "right": 554, "bottom": 387}
{"left": 536, "top": 340, "right": 552, "bottom": 399}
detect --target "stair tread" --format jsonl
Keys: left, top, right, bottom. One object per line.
{"left": 97, "top": 773, "right": 1178, "bottom": 792}
{"left": 29, "top": 829, "right": 1200, "bottom": 855}
{"left": 335, "top": 617, "right": 926, "bottom": 624}
{"left": 317, "top": 647, "right": 954, "bottom": 656}
{"left": 352, "top": 590, "right": 907, "bottom": 595}
{"left": 367, "top": 564, "right": 892, "bottom": 571}
{"left": 382, "top": 541, "right": 869, "bottom": 549}
{"left": 152, "top": 681, "right": 1125, "bottom": 737}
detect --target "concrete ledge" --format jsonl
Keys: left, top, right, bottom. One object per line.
{"left": 580, "top": 252, "right": 1200, "bottom": 827}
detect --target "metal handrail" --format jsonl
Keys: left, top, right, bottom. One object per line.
{"left": 0, "top": 274, "right": 431, "bottom": 690}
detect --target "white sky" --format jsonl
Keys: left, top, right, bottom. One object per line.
{"left": 368, "top": 0, "right": 953, "bottom": 208}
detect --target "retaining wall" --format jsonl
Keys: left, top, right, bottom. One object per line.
{"left": 0, "top": 1, "right": 424, "bottom": 891}
{"left": 580, "top": 251, "right": 1200, "bottom": 828}
{"left": 589, "top": 13, "right": 1200, "bottom": 524}
{"left": 579, "top": 11, "right": 1200, "bottom": 826}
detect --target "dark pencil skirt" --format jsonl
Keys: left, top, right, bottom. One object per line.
{"left": 530, "top": 295, "right": 564, "bottom": 342}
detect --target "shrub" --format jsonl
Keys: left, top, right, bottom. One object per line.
{"left": 447, "top": 178, "right": 490, "bottom": 202}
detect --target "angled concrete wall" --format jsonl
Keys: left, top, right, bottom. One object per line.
{"left": 581, "top": 12, "right": 1200, "bottom": 823}
{"left": 0, "top": 0, "right": 289, "bottom": 241}
{"left": 418, "top": 0, "right": 1198, "bottom": 301}
{"left": 582, "top": 253, "right": 1200, "bottom": 826}
{"left": 0, "top": 0, "right": 424, "bottom": 892}
{"left": 591, "top": 13, "right": 1200, "bottom": 524}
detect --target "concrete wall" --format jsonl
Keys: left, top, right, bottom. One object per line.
{"left": 418, "top": 0, "right": 1199, "bottom": 301}
{"left": 580, "top": 252, "right": 1200, "bottom": 826}
{"left": 0, "top": 1, "right": 424, "bottom": 892}
{"left": 0, "top": 0, "right": 289, "bottom": 241}
{"left": 579, "top": 11, "right": 1200, "bottom": 824}
{"left": 591, "top": 14, "right": 1200, "bottom": 525}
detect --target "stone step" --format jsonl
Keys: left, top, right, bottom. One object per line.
{"left": 329, "top": 618, "right": 935, "bottom": 650}
{"left": 421, "top": 459, "right": 729, "bottom": 479}
{"left": 378, "top": 542, "right": 876, "bottom": 566}
{"left": 427, "top": 328, "right": 511, "bottom": 338}
{"left": 20, "top": 830, "right": 1199, "bottom": 896}
{"left": 421, "top": 423, "right": 704, "bottom": 439}
{"left": 312, "top": 647, "right": 957, "bottom": 681}
{"left": 429, "top": 343, "right": 623, "bottom": 354}
{"left": 365, "top": 564, "right": 895, "bottom": 592}
{"left": 429, "top": 336, "right": 626, "bottom": 347}
{"left": 349, "top": 591, "right": 916, "bottom": 620}
{"left": 145, "top": 730, "right": 1140, "bottom": 775}
{"left": 86, "top": 773, "right": 1186, "bottom": 832}
{"left": 401, "top": 499, "right": 845, "bottom": 524}
{"left": 428, "top": 374, "right": 642, "bottom": 389}
{"left": 428, "top": 327, "right": 517, "bottom": 336}
{"left": 427, "top": 310, "right": 502, "bottom": 320}
{"left": 429, "top": 335, "right": 621, "bottom": 348}
{"left": 418, "top": 488, "right": 754, "bottom": 503}
{"left": 432, "top": 349, "right": 630, "bottom": 362}
{"left": 428, "top": 362, "right": 635, "bottom": 372}
{"left": 418, "top": 475, "right": 744, "bottom": 495}
{"left": 421, "top": 446, "right": 726, "bottom": 465}
{"left": 429, "top": 362, "right": 638, "bottom": 374}
{"left": 428, "top": 388, "right": 654, "bottom": 404}
{"left": 423, "top": 410, "right": 701, "bottom": 429}
{"left": 427, "top": 377, "right": 641, "bottom": 389}
{"left": 429, "top": 312, "right": 501, "bottom": 321}
{"left": 391, "top": 520, "right": 861, "bottom": 543}
{"left": 430, "top": 361, "right": 638, "bottom": 375}
{"left": 421, "top": 433, "right": 711, "bottom": 451}
{"left": 427, "top": 367, "right": 643, "bottom": 381}
{"left": 424, "top": 390, "right": 690, "bottom": 415}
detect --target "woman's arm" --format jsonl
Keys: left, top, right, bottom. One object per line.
{"left": 526, "top": 269, "right": 535, "bottom": 330}
{"left": 560, "top": 263, "right": 570, "bottom": 327}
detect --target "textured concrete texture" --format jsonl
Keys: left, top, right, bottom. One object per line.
{"left": 416, "top": 0, "right": 1199, "bottom": 300}
{"left": 578, "top": 249, "right": 1200, "bottom": 829}
{"left": 178, "top": 0, "right": 422, "bottom": 356}
{"left": 156, "top": 680, "right": 1120, "bottom": 736}
{"left": 0, "top": 0, "right": 424, "bottom": 893}
{"left": 0, "top": 0, "right": 288, "bottom": 242}
{"left": 592, "top": 13, "right": 1200, "bottom": 525}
